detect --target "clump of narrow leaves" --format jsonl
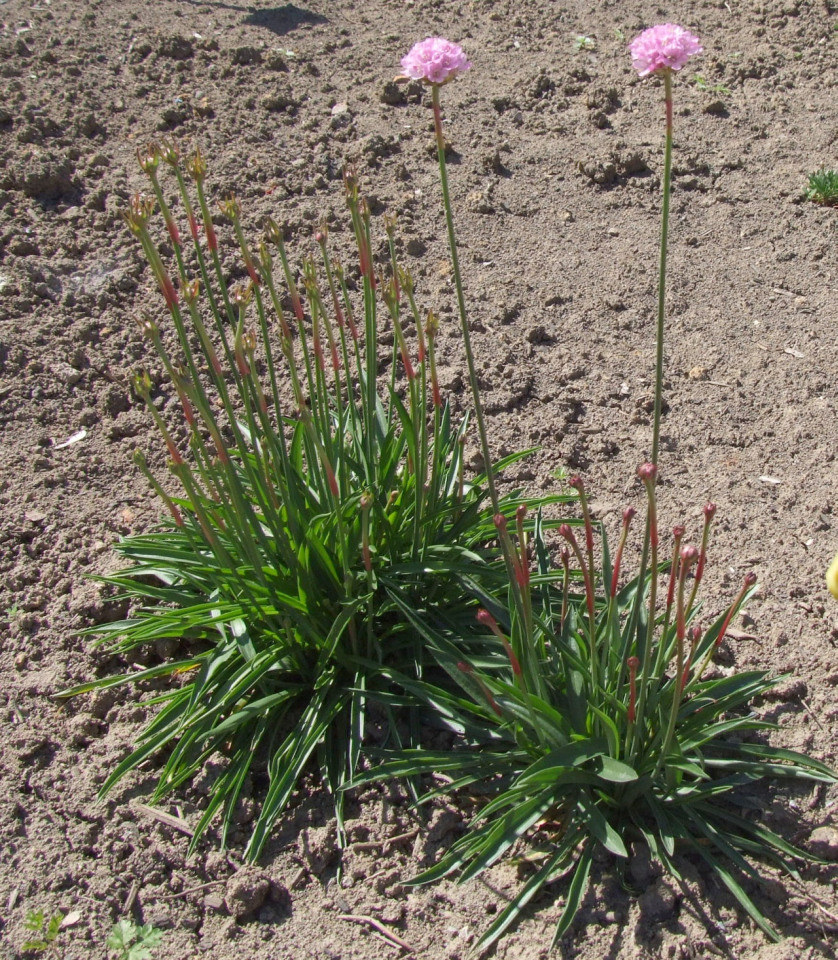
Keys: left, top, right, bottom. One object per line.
{"left": 804, "top": 167, "right": 838, "bottom": 206}
{"left": 62, "top": 143, "right": 570, "bottom": 859}
{"left": 353, "top": 465, "right": 836, "bottom": 952}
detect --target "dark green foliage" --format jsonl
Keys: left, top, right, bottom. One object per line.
{"left": 62, "top": 145, "right": 571, "bottom": 860}
{"left": 352, "top": 478, "right": 836, "bottom": 951}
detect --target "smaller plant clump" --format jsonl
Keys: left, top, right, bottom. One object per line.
{"left": 107, "top": 919, "right": 164, "bottom": 960}
{"left": 804, "top": 167, "right": 838, "bottom": 206}
{"left": 354, "top": 468, "right": 836, "bottom": 951}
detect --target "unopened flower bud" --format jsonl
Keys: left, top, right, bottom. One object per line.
{"left": 186, "top": 147, "right": 207, "bottom": 183}
{"left": 680, "top": 545, "right": 699, "bottom": 566}
{"left": 703, "top": 502, "right": 717, "bottom": 521}
{"left": 133, "top": 370, "right": 153, "bottom": 397}
{"left": 180, "top": 278, "right": 200, "bottom": 305}
{"left": 233, "top": 282, "right": 254, "bottom": 307}
{"left": 568, "top": 475, "right": 584, "bottom": 492}
{"left": 516, "top": 503, "right": 528, "bottom": 523}
{"left": 219, "top": 194, "right": 242, "bottom": 222}
{"left": 622, "top": 506, "right": 637, "bottom": 526}
{"left": 135, "top": 313, "right": 159, "bottom": 340}
{"left": 159, "top": 140, "right": 180, "bottom": 168}
{"left": 265, "top": 218, "right": 283, "bottom": 246}
{"left": 391, "top": 267, "right": 410, "bottom": 298}
{"left": 672, "top": 524, "right": 685, "bottom": 540}
{"left": 137, "top": 143, "right": 161, "bottom": 175}
{"left": 476, "top": 608, "right": 497, "bottom": 629}
{"left": 494, "top": 513, "right": 508, "bottom": 533}
{"left": 744, "top": 572, "right": 757, "bottom": 587}
{"left": 637, "top": 462, "right": 658, "bottom": 484}
{"left": 123, "top": 193, "right": 156, "bottom": 235}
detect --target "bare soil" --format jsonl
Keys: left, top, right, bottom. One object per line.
{"left": 1, "top": 0, "right": 838, "bottom": 958}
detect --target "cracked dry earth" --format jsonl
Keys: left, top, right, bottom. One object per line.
{"left": 1, "top": 0, "right": 838, "bottom": 958}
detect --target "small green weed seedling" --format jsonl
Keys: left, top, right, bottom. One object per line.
{"left": 693, "top": 74, "right": 732, "bottom": 96}
{"left": 574, "top": 35, "right": 596, "bottom": 52}
{"left": 805, "top": 168, "right": 838, "bottom": 206}
{"left": 107, "top": 919, "right": 164, "bottom": 960}
{"left": 22, "top": 911, "right": 64, "bottom": 955}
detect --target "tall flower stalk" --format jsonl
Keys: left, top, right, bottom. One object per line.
{"left": 630, "top": 24, "right": 702, "bottom": 465}
{"left": 401, "top": 38, "right": 499, "bottom": 511}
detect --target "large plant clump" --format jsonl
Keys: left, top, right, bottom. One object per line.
{"left": 64, "top": 144, "right": 570, "bottom": 859}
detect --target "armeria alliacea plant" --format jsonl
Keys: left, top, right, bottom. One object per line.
{"left": 354, "top": 466, "right": 836, "bottom": 951}
{"left": 62, "top": 141, "right": 571, "bottom": 859}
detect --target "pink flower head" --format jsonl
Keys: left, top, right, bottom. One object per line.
{"left": 629, "top": 24, "right": 702, "bottom": 77}
{"left": 401, "top": 37, "right": 471, "bottom": 85}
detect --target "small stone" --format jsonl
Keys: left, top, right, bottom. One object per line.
{"left": 809, "top": 826, "right": 838, "bottom": 860}
{"left": 265, "top": 52, "right": 289, "bottom": 72}
{"left": 261, "top": 90, "right": 296, "bottom": 113}
{"left": 427, "top": 808, "right": 461, "bottom": 842}
{"left": 50, "top": 361, "right": 83, "bottom": 388}
{"left": 204, "top": 893, "right": 226, "bottom": 911}
{"left": 526, "top": 325, "right": 552, "bottom": 345}
{"left": 225, "top": 865, "right": 271, "bottom": 919}
{"left": 143, "top": 908, "right": 173, "bottom": 931}
{"left": 578, "top": 160, "right": 617, "bottom": 185}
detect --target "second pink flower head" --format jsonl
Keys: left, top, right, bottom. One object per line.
{"left": 630, "top": 24, "right": 702, "bottom": 77}
{"left": 401, "top": 37, "right": 471, "bottom": 85}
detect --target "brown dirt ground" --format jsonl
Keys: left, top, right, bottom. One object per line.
{"left": 1, "top": 0, "right": 838, "bottom": 957}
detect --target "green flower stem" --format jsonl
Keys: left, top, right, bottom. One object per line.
{"left": 655, "top": 552, "right": 694, "bottom": 785}
{"left": 628, "top": 474, "right": 659, "bottom": 761}
{"left": 627, "top": 70, "right": 675, "bottom": 705}
{"left": 652, "top": 69, "right": 674, "bottom": 468}
{"left": 431, "top": 83, "right": 498, "bottom": 513}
